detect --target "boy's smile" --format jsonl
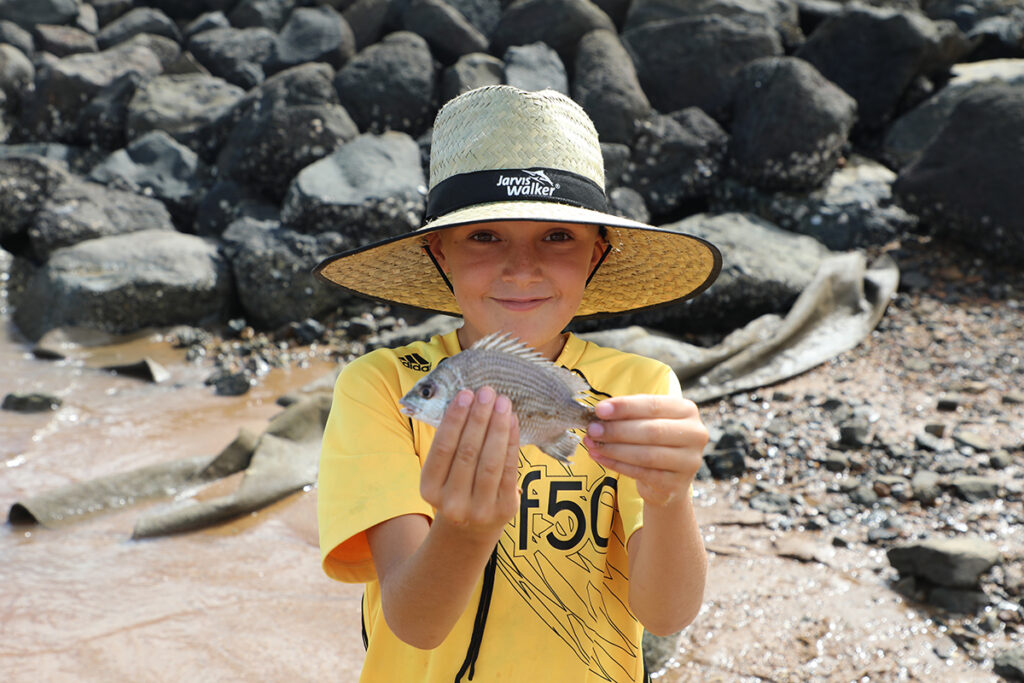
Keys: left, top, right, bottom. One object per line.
{"left": 427, "top": 220, "right": 606, "bottom": 359}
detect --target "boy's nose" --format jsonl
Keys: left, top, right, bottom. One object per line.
{"left": 501, "top": 242, "right": 542, "bottom": 283}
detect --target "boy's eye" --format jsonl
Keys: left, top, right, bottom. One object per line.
{"left": 544, "top": 230, "right": 573, "bottom": 242}
{"left": 468, "top": 231, "right": 498, "bottom": 242}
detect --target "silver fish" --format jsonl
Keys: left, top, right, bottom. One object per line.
{"left": 399, "top": 332, "right": 595, "bottom": 463}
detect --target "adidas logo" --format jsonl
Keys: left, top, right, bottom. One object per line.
{"left": 399, "top": 352, "right": 431, "bottom": 372}
{"left": 495, "top": 170, "right": 560, "bottom": 198}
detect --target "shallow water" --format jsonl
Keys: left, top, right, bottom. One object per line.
{"left": 0, "top": 321, "right": 367, "bottom": 681}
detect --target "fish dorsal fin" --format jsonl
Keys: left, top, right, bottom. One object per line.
{"left": 471, "top": 331, "right": 550, "bottom": 364}
{"left": 471, "top": 332, "right": 592, "bottom": 400}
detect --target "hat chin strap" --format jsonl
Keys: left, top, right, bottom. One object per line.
{"left": 422, "top": 244, "right": 455, "bottom": 296}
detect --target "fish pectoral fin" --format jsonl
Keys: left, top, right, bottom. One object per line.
{"left": 539, "top": 431, "right": 581, "bottom": 464}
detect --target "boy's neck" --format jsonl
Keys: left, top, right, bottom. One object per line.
{"left": 456, "top": 328, "right": 569, "bottom": 362}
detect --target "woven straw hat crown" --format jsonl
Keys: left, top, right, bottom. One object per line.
{"left": 429, "top": 86, "right": 605, "bottom": 192}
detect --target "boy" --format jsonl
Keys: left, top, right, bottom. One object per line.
{"left": 315, "top": 86, "right": 721, "bottom": 681}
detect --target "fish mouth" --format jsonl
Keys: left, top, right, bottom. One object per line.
{"left": 398, "top": 400, "right": 415, "bottom": 416}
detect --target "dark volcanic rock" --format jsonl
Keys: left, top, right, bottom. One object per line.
{"left": 440, "top": 51, "right": 503, "bottom": 102}
{"left": 2, "top": 392, "right": 61, "bottom": 412}
{"left": 96, "top": 8, "right": 181, "bottom": 50}
{"left": 573, "top": 29, "right": 650, "bottom": 145}
{"left": 712, "top": 155, "right": 916, "bottom": 250}
{"left": 624, "top": 0, "right": 803, "bottom": 49}
{"left": 19, "top": 42, "right": 164, "bottom": 142}
{"left": 627, "top": 108, "right": 728, "bottom": 217}
{"left": 74, "top": 71, "right": 141, "bottom": 150}
{"left": 0, "top": 0, "right": 79, "bottom": 28}
{"left": 195, "top": 180, "right": 279, "bottom": 237}
{"left": 219, "top": 103, "right": 358, "bottom": 202}
{"left": 660, "top": 212, "right": 832, "bottom": 331}
{"left": 0, "top": 43, "right": 33, "bottom": 113}
{"left": 229, "top": 0, "right": 293, "bottom": 31}
{"left": 446, "top": 0, "right": 501, "bottom": 38}
{"left": 0, "top": 20, "right": 34, "bottom": 57}
{"left": 268, "top": 5, "right": 356, "bottom": 74}
{"left": 491, "top": 0, "right": 615, "bottom": 65}
{"left": 342, "top": 0, "right": 390, "bottom": 51}
{"left": 402, "top": 0, "right": 488, "bottom": 64}
{"left": 188, "top": 27, "right": 277, "bottom": 89}
{"left": 12, "top": 230, "right": 233, "bottom": 341}
{"left": 222, "top": 218, "right": 350, "bottom": 329}
{"left": 503, "top": 43, "right": 567, "bottom": 95}
{"left": 795, "top": 5, "right": 963, "bottom": 132}
{"left": 125, "top": 74, "right": 245, "bottom": 160}
{"left": 623, "top": 14, "right": 782, "bottom": 120}
{"left": 281, "top": 131, "right": 425, "bottom": 243}
{"left": 333, "top": 31, "right": 437, "bottom": 135}
{"left": 894, "top": 83, "right": 1024, "bottom": 266}
{"left": 28, "top": 176, "right": 176, "bottom": 260}
{"left": 0, "top": 155, "right": 68, "bottom": 242}
{"left": 883, "top": 60, "right": 1024, "bottom": 170}
{"left": 887, "top": 537, "right": 1001, "bottom": 588}
{"left": 33, "top": 24, "right": 98, "bottom": 57}
{"left": 88, "top": 130, "right": 210, "bottom": 226}
{"left": 728, "top": 56, "right": 856, "bottom": 191}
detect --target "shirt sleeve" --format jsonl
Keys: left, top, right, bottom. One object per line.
{"left": 615, "top": 364, "right": 683, "bottom": 551}
{"left": 317, "top": 352, "right": 434, "bottom": 583}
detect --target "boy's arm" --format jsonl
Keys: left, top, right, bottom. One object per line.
{"left": 582, "top": 395, "right": 709, "bottom": 635}
{"left": 367, "top": 386, "right": 521, "bottom": 649}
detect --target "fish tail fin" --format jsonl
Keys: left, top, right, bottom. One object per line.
{"left": 541, "top": 431, "right": 580, "bottom": 464}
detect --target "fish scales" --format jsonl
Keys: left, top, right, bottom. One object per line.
{"left": 398, "top": 332, "right": 595, "bottom": 463}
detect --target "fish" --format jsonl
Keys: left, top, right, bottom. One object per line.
{"left": 398, "top": 332, "right": 596, "bottom": 463}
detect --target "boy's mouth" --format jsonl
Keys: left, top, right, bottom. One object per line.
{"left": 493, "top": 297, "right": 548, "bottom": 311}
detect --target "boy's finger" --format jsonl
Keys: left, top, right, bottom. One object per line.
{"left": 587, "top": 417, "right": 708, "bottom": 449}
{"left": 441, "top": 387, "right": 496, "bottom": 521}
{"left": 497, "top": 415, "right": 522, "bottom": 514}
{"left": 594, "top": 395, "right": 697, "bottom": 421}
{"left": 470, "top": 395, "right": 514, "bottom": 513}
{"left": 420, "top": 389, "right": 473, "bottom": 500}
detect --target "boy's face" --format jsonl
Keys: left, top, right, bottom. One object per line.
{"left": 427, "top": 220, "right": 606, "bottom": 358}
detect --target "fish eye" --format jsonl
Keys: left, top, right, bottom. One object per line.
{"left": 419, "top": 383, "right": 435, "bottom": 399}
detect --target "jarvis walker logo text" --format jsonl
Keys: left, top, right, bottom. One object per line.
{"left": 496, "top": 170, "right": 560, "bottom": 198}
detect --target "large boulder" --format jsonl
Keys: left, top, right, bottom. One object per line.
{"left": 728, "top": 56, "right": 856, "bottom": 191}
{"left": 195, "top": 180, "right": 279, "bottom": 237}
{"left": 32, "top": 24, "right": 97, "bottom": 58}
{"left": 28, "top": 176, "right": 176, "bottom": 260}
{"left": 19, "top": 41, "right": 164, "bottom": 142}
{"left": 87, "top": 130, "right": 210, "bottom": 226}
{"left": 712, "top": 155, "right": 917, "bottom": 250}
{"left": 188, "top": 26, "right": 277, "bottom": 89}
{"left": 882, "top": 59, "right": 1024, "bottom": 170}
{"left": 125, "top": 73, "right": 245, "bottom": 160}
{"left": 440, "top": 51, "right": 504, "bottom": 103}
{"left": 894, "top": 83, "right": 1024, "bottom": 266}
{"left": 402, "top": 0, "right": 488, "bottom": 64}
{"left": 573, "top": 29, "right": 650, "bottom": 144}
{"left": 229, "top": 0, "right": 293, "bottom": 31}
{"left": 267, "top": 5, "right": 356, "bottom": 74}
{"left": 74, "top": 71, "right": 141, "bottom": 150}
{"left": 12, "top": 230, "right": 234, "bottom": 341}
{"left": 218, "top": 63, "right": 358, "bottom": 201}
{"left": 333, "top": 31, "right": 437, "bottom": 135}
{"left": 0, "top": 155, "right": 69, "bottom": 242}
{"left": 96, "top": 7, "right": 181, "bottom": 50}
{"left": 0, "top": 0, "right": 79, "bottom": 27}
{"left": 661, "top": 212, "right": 833, "bottom": 331}
{"left": 623, "top": 0, "right": 803, "bottom": 48}
{"left": 623, "top": 14, "right": 782, "bottom": 120}
{"left": 281, "top": 131, "right": 426, "bottom": 244}
{"left": 0, "top": 43, "right": 33, "bottom": 114}
{"left": 503, "top": 42, "right": 567, "bottom": 95}
{"left": 222, "top": 218, "right": 350, "bottom": 329}
{"left": 626, "top": 108, "right": 729, "bottom": 218}
{"left": 342, "top": 0, "right": 389, "bottom": 51}
{"left": 446, "top": 0, "right": 501, "bottom": 38}
{"left": 796, "top": 5, "right": 966, "bottom": 132}
{"left": 491, "top": 0, "right": 615, "bottom": 65}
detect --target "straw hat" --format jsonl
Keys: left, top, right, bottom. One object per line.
{"left": 314, "top": 85, "right": 721, "bottom": 320}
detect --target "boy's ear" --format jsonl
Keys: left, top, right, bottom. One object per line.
{"left": 426, "top": 233, "right": 448, "bottom": 273}
{"left": 589, "top": 232, "right": 608, "bottom": 271}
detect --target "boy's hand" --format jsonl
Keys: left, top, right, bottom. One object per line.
{"left": 582, "top": 395, "right": 708, "bottom": 506}
{"left": 419, "top": 386, "right": 521, "bottom": 542}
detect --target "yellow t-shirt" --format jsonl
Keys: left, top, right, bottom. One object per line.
{"left": 318, "top": 330, "right": 681, "bottom": 682}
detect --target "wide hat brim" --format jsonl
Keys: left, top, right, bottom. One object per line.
{"left": 313, "top": 200, "right": 722, "bottom": 321}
